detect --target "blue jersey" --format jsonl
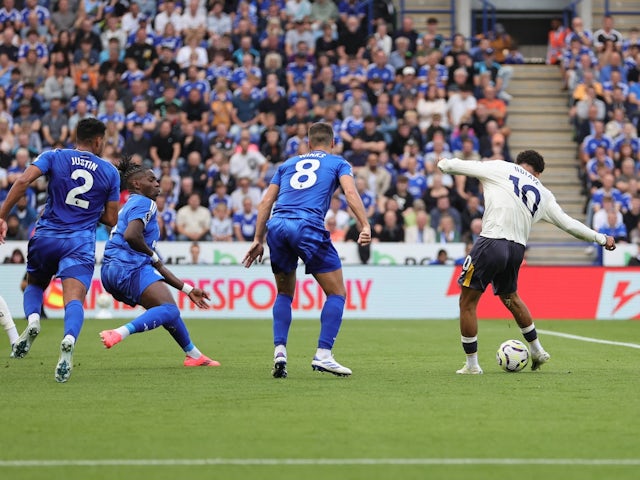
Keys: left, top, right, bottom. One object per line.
{"left": 103, "top": 194, "right": 159, "bottom": 268}
{"left": 270, "top": 150, "right": 353, "bottom": 229}
{"left": 33, "top": 149, "right": 120, "bottom": 238}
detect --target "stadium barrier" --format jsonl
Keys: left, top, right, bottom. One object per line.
{"left": 1, "top": 260, "right": 639, "bottom": 320}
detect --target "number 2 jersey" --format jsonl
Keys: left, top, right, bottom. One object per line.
{"left": 438, "top": 158, "right": 605, "bottom": 246}
{"left": 270, "top": 150, "right": 353, "bottom": 228}
{"left": 33, "top": 149, "right": 120, "bottom": 238}
{"left": 103, "top": 194, "right": 159, "bottom": 269}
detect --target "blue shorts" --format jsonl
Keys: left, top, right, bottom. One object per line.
{"left": 458, "top": 236, "right": 525, "bottom": 295}
{"left": 267, "top": 217, "right": 342, "bottom": 275}
{"left": 27, "top": 235, "right": 96, "bottom": 290}
{"left": 101, "top": 262, "right": 163, "bottom": 307}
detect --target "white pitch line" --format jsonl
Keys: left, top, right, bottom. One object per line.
{"left": 1, "top": 458, "right": 640, "bottom": 467}
{"left": 538, "top": 329, "right": 640, "bottom": 349}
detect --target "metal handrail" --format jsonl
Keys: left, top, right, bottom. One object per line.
{"left": 605, "top": 0, "right": 640, "bottom": 17}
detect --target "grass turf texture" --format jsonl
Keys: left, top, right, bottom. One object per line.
{"left": 1, "top": 318, "right": 639, "bottom": 480}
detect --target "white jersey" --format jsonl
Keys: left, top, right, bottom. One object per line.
{"left": 438, "top": 158, "right": 607, "bottom": 247}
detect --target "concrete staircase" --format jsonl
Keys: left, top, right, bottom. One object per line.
{"left": 507, "top": 64, "right": 594, "bottom": 265}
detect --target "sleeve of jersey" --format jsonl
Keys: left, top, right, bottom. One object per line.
{"left": 338, "top": 159, "right": 353, "bottom": 177}
{"left": 108, "top": 168, "right": 121, "bottom": 202}
{"left": 32, "top": 151, "right": 52, "bottom": 175}
{"left": 270, "top": 165, "right": 282, "bottom": 185}
{"left": 542, "top": 196, "right": 607, "bottom": 245}
{"left": 128, "top": 197, "right": 154, "bottom": 227}
{"left": 437, "top": 158, "right": 488, "bottom": 178}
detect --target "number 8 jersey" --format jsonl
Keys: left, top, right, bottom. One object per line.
{"left": 438, "top": 158, "right": 604, "bottom": 246}
{"left": 270, "top": 150, "right": 353, "bottom": 228}
{"left": 33, "top": 149, "right": 121, "bottom": 238}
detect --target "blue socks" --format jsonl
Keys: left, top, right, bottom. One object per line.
{"left": 64, "top": 300, "right": 84, "bottom": 339}
{"left": 318, "top": 295, "right": 345, "bottom": 350}
{"left": 273, "top": 293, "right": 293, "bottom": 346}
{"left": 125, "top": 303, "right": 180, "bottom": 334}
{"left": 23, "top": 284, "right": 44, "bottom": 319}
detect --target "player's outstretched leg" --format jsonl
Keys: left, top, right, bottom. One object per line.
{"left": 99, "top": 304, "right": 181, "bottom": 349}
{"left": 272, "top": 293, "right": 292, "bottom": 378}
{"left": 311, "top": 295, "right": 351, "bottom": 376}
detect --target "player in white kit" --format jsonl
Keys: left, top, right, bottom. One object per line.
{"left": 438, "top": 150, "right": 616, "bottom": 374}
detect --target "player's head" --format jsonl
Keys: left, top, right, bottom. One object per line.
{"left": 76, "top": 118, "right": 107, "bottom": 155}
{"left": 307, "top": 122, "right": 334, "bottom": 151}
{"left": 516, "top": 150, "right": 545, "bottom": 175}
{"left": 117, "top": 156, "right": 160, "bottom": 199}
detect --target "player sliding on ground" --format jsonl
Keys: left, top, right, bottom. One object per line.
{"left": 242, "top": 122, "right": 371, "bottom": 378}
{"left": 438, "top": 150, "right": 616, "bottom": 374}
{"left": 99, "top": 158, "right": 219, "bottom": 367}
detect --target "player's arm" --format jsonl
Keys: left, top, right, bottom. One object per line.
{"left": 543, "top": 197, "right": 616, "bottom": 250}
{"left": 100, "top": 200, "right": 120, "bottom": 227}
{"left": 123, "top": 218, "right": 209, "bottom": 308}
{"left": 339, "top": 174, "right": 371, "bottom": 246}
{"left": 437, "top": 157, "right": 488, "bottom": 178}
{"left": 0, "top": 164, "right": 43, "bottom": 243}
{"left": 242, "top": 183, "right": 279, "bottom": 267}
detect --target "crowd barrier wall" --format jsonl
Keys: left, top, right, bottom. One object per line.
{"left": 1, "top": 257, "right": 638, "bottom": 320}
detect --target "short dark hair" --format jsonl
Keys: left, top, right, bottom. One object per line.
{"left": 76, "top": 118, "right": 106, "bottom": 143}
{"left": 308, "top": 122, "right": 334, "bottom": 147}
{"left": 516, "top": 149, "right": 545, "bottom": 174}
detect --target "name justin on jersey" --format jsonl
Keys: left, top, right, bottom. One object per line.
{"left": 71, "top": 157, "right": 98, "bottom": 171}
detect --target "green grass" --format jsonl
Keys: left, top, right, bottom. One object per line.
{"left": 1, "top": 318, "right": 639, "bottom": 480}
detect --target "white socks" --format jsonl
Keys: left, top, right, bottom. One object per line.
{"left": 315, "top": 348, "right": 331, "bottom": 360}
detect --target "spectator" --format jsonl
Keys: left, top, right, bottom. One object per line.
{"left": 4, "top": 213, "right": 27, "bottom": 240}
{"left": 325, "top": 216, "right": 346, "bottom": 242}
{"left": 122, "top": 122, "right": 151, "bottom": 162}
{"left": 41, "top": 96, "right": 69, "bottom": 147}
{"left": 210, "top": 202, "right": 233, "bottom": 242}
{"left": 376, "top": 209, "right": 404, "bottom": 242}
{"left": 383, "top": 174, "right": 414, "bottom": 213}
{"left": 3, "top": 248, "right": 25, "bottom": 264}
{"left": 356, "top": 151, "right": 392, "bottom": 199}
{"left": 337, "top": 15, "right": 366, "bottom": 61}
{"left": 429, "top": 248, "right": 450, "bottom": 265}
{"left": 232, "top": 196, "right": 258, "bottom": 241}
{"left": 230, "top": 176, "right": 261, "bottom": 213}
{"left": 175, "top": 192, "right": 211, "bottom": 241}
{"left": 404, "top": 209, "right": 436, "bottom": 243}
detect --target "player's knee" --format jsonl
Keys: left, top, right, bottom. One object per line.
{"left": 160, "top": 303, "right": 181, "bottom": 321}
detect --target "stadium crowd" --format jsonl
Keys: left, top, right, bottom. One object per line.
{"left": 0, "top": 1, "right": 637, "bottom": 263}
{"left": 559, "top": 14, "right": 640, "bottom": 253}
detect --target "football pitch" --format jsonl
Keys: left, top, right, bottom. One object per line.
{"left": 1, "top": 318, "right": 639, "bottom": 480}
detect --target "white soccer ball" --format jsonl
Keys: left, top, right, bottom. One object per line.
{"left": 96, "top": 293, "right": 112, "bottom": 309}
{"left": 496, "top": 339, "right": 529, "bottom": 372}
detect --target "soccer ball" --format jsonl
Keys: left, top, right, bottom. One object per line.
{"left": 496, "top": 339, "right": 529, "bottom": 372}
{"left": 96, "top": 293, "right": 112, "bottom": 309}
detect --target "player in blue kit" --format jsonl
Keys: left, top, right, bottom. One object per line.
{"left": 99, "top": 158, "right": 219, "bottom": 367}
{"left": 242, "top": 122, "right": 371, "bottom": 378}
{"left": 0, "top": 118, "right": 121, "bottom": 382}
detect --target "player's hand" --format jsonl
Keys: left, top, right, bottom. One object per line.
{"left": 357, "top": 226, "right": 371, "bottom": 246}
{"left": 188, "top": 288, "right": 210, "bottom": 309}
{"left": 242, "top": 241, "right": 264, "bottom": 268}
{"left": 0, "top": 218, "right": 6, "bottom": 244}
{"left": 604, "top": 235, "right": 616, "bottom": 251}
